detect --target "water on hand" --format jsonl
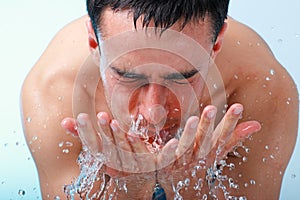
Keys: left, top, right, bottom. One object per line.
{"left": 64, "top": 115, "right": 253, "bottom": 200}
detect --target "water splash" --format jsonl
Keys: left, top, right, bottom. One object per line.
{"left": 64, "top": 146, "right": 105, "bottom": 199}
{"left": 65, "top": 115, "right": 254, "bottom": 199}
{"left": 18, "top": 189, "right": 26, "bottom": 196}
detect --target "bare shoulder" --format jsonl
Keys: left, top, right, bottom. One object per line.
{"left": 21, "top": 15, "right": 91, "bottom": 198}
{"left": 217, "top": 17, "right": 298, "bottom": 198}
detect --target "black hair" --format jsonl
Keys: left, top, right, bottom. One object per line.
{"left": 86, "top": 0, "right": 229, "bottom": 42}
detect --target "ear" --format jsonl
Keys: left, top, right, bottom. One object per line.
{"left": 211, "top": 21, "right": 228, "bottom": 60}
{"left": 85, "top": 19, "right": 100, "bottom": 65}
{"left": 85, "top": 19, "right": 98, "bottom": 51}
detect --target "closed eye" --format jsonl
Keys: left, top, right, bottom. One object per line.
{"left": 164, "top": 69, "right": 198, "bottom": 84}
{"left": 110, "top": 66, "right": 147, "bottom": 83}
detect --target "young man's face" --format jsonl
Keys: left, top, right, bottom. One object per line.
{"left": 97, "top": 9, "right": 217, "bottom": 144}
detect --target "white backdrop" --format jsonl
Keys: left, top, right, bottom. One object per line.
{"left": 0, "top": 0, "right": 299, "bottom": 199}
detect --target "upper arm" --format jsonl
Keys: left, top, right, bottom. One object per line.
{"left": 21, "top": 15, "right": 91, "bottom": 198}
{"left": 221, "top": 18, "right": 298, "bottom": 199}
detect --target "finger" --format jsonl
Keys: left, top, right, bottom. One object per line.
{"left": 61, "top": 117, "right": 78, "bottom": 136}
{"left": 97, "top": 112, "right": 115, "bottom": 146}
{"left": 205, "top": 104, "right": 243, "bottom": 161}
{"left": 97, "top": 112, "right": 121, "bottom": 173}
{"left": 128, "top": 134, "right": 157, "bottom": 173}
{"left": 157, "top": 138, "right": 179, "bottom": 170}
{"left": 110, "top": 120, "right": 140, "bottom": 174}
{"left": 221, "top": 121, "right": 261, "bottom": 157}
{"left": 175, "top": 116, "right": 199, "bottom": 161}
{"left": 215, "top": 103, "right": 244, "bottom": 146}
{"left": 77, "top": 113, "right": 102, "bottom": 156}
{"left": 196, "top": 106, "right": 217, "bottom": 158}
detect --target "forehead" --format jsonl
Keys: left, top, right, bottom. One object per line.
{"left": 98, "top": 8, "right": 214, "bottom": 49}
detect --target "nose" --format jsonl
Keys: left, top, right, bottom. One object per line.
{"left": 139, "top": 84, "right": 168, "bottom": 126}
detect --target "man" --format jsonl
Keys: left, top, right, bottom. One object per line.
{"left": 21, "top": 0, "right": 298, "bottom": 199}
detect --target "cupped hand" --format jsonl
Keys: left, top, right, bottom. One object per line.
{"left": 156, "top": 103, "right": 261, "bottom": 199}
{"left": 62, "top": 112, "right": 157, "bottom": 199}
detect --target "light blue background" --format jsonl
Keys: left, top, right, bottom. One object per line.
{"left": 0, "top": 0, "right": 299, "bottom": 199}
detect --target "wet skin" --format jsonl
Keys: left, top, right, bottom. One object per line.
{"left": 22, "top": 8, "right": 298, "bottom": 200}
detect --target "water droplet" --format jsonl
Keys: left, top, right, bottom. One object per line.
{"left": 62, "top": 149, "right": 70, "bottom": 154}
{"left": 265, "top": 77, "right": 271, "bottom": 81}
{"left": 65, "top": 141, "right": 73, "bottom": 147}
{"left": 262, "top": 157, "right": 267, "bottom": 162}
{"left": 237, "top": 40, "right": 241, "bottom": 45}
{"left": 270, "top": 69, "right": 275, "bottom": 76}
{"left": 256, "top": 42, "right": 261, "bottom": 46}
{"left": 265, "top": 145, "right": 269, "bottom": 150}
{"left": 238, "top": 174, "right": 242, "bottom": 178}
{"left": 58, "top": 96, "right": 64, "bottom": 101}
{"left": 58, "top": 142, "right": 64, "bottom": 148}
{"left": 26, "top": 117, "right": 32, "bottom": 123}
{"left": 4, "top": 143, "right": 8, "bottom": 147}
{"left": 270, "top": 155, "right": 275, "bottom": 159}
{"left": 16, "top": 142, "right": 19, "bottom": 146}
{"left": 54, "top": 196, "right": 61, "bottom": 200}
{"left": 191, "top": 169, "right": 197, "bottom": 177}
{"left": 277, "top": 38, "right": 283, "bottom": 43}
{"left": 291, "top": 174, "right": 296, "bottom": 179}
{"left": 1, "top": 181, "right": 5, "bottom": 184}
{"left": 244, "top": 183, "right": 248, "bottom": 188}
{"left": 228, "top": 163, "right": 235, "bottom": 170}
{"left": 213, "top": 83, "right": 218, "bottom": 89}
{"left": 18, "top": 189, "right": 26, "bottom": 196}
{"left": 279, "top": 171, "right": 283, "bottom": 175}
{"left": 234, "top": 75, "right": 239, "bottom": 80}
{"left": 242, "top": 156, "right": 247, "bottom": 162}
{"left": 244, "top": 147, "right": 250, "bottom": 154}
{"left": 250, "top": 179, "right": 256, "bottom": 185}
{"left": 184, "top": 178, "right": 190, "bottom": 186}
{"left": 32, "top": 136, "right": 38, "bottom": 141}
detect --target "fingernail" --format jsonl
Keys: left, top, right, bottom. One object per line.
{"left": 207, "top": 109, "right": 217, "bottom": 119}
{"left": 77, "top": 114, "right": 86, "bottom": 126}
{"left": 190, "top": 117, "right": 199, "bottom": 129}
{"left": 97, "top": 112, "right": 108, "bottom": 125}
{"left": 99, "top": 118, "right": 107, "bottom": 125}
{"left": 110, "top": 121, "right": 118, "bottom": 132}
{"left": 233, "top": 106, "right": 243, "bottom": 115}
